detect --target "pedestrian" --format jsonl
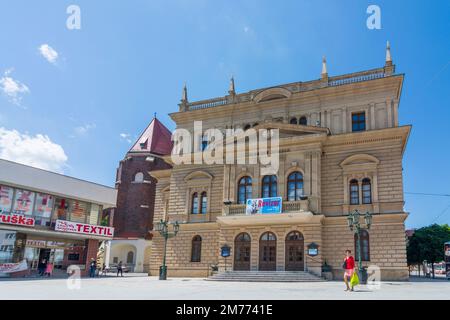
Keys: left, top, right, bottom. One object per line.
{"left": 44, "top": 261, "right": 53, "bottom": 277}
{"left": 343, "top": 249, "right": 355, "bottom": 291}
{"left": 89, "top": 258, "right": 97, "bottom": 278}
{"left": 117, "top": 261, "right": 123, "bottom": 277}
{"left": 37, "top": 259, "right": 46, "bottom": 277}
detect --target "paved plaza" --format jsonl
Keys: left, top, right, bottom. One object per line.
{"left": 0, "top": 274, "right": 448, "bottom": 300}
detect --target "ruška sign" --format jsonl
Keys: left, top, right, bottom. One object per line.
{"left": 55, "top": 219, "right": 114, "bottom": 237}
{"left": 0, "top": 213, "right": 35, "bottom": 227}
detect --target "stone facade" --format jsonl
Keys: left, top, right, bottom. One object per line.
{"left": 149, "top": 51, "right": 410, "bottom": 280}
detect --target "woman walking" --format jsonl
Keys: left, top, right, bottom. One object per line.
{"left": 343, "top": 249, "right": 355, "bottom": 291}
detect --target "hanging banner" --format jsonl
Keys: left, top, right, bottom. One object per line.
{"left": 0, "top": 260, "right": 28, "bottom": 273}
{"left": 246, "top": 197, "right": 282, "bottom": 215}
{"left": 55, "top": 219, "right": 114, "bottom": 237}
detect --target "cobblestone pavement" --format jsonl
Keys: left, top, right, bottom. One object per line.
{"left": 0, "top": 274, "right": 448, "bottom": 300}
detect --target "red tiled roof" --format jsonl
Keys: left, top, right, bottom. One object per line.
{"left": 128, "top": 117, "right": 173, "bottom": 155}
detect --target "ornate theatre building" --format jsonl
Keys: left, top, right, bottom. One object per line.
{"left": 149, "top": 44, "right": 411, "bottom": 280}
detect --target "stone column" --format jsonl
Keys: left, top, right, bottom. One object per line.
{"left": 104, "top": 240, "right": 111, "bottom": 268}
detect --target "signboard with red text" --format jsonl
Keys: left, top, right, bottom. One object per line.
{"left": 54, "top": 219, "right": 114, "bottom": 237}
{"left": 0, "top": 213, "right": 35, "bottom": 227}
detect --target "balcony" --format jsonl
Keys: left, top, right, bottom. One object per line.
{"left": 223, "top": 200, "right": 309, "bottom": 216}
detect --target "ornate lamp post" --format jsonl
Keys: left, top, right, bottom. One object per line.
{"left": 347, "top": 210, "right": 372, "bottom": 283}
{"left": 155, "top": 219, "right": 180, "bottom": 280}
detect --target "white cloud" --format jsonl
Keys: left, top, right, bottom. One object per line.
{"left": 0, "top": 127, "right": 68, "bottom": 173}
{"left": 0, "top": 69, "right": 30, "bottom": 106}
{"left": 71, "top": 123, "right": 96, "bottom": 137}
{"left": 38, "top": 44, "right": 59, "bottom": 65}
{"left": 119, "top": 133, "right": 132, "bottom": 144}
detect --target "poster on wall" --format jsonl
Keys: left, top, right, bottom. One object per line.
{"left": 246, "top": 197, "right": 282, "bottom": 215}
{"left": 12, "top": 189, "right": 35, "bottom": 216}
{"left": 34, "top": 193, "right": 54, "bottom": 218}
{"left": 0, "top": 185, "right": 13, "bottom": 214}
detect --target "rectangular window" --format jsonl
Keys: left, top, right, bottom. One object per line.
{"left": 68, "top": 253, "right": 80, "bottom": 261}
{"left": 12, "top": 189, "right": 35, "bottom": 216}
{"left": 34, "top": 193, "right": 54, "bottom": 226}
{"left": 0, "top": 185, "right": 14, "bottom": 214}
{"left": 352, "top": 112, "right": 366, "bottom": 132}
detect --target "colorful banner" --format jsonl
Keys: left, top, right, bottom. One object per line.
{"left": 246, "top": 197, "right": 282, "bottom": 215}
{"left": 0, "top": 213, "right": 35, "bottom": 227}
{"left": 0, "top": 260, "right": 28, "bottom": 273}
{"left": 55, "top": 219, "right": 114, "bottom": 237}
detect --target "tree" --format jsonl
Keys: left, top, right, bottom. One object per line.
{"left": 407, "top": 224, "right": 450, "bottom": 278}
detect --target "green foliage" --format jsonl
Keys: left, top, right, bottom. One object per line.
{"left": 407, "top": 224, "right": 450, "bottom": 265}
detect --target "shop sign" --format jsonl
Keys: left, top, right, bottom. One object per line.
{"left": 0, "top": 259, "right": 28, "bottom": 273}
{"left": 55, "top": 220, "right": 114, "bottom": 237}
{"left": 0, "top": 212, "right": 35, "bottom": 227}
{"left": 246, "top": 197, "right": 282, "bottom": 215}
{"left": 26, "top": 240, "right": 47, "bottom": 248}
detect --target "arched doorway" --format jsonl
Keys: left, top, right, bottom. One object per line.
{"left": 259, "top": 232, "right": 277, "bottom": 271}
{"left": 234, "top": 233, "right": 251, "bottom": 271}
{"left": 285, "top": 231, "right": 304, "bottom": 271}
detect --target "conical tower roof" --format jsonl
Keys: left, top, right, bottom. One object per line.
{"left": 128, "top": 117, "right": 173, "bottom": 156}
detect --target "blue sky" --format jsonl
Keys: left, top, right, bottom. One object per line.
{"left": 0, "top": 1, "right": 448, "bottom": 229}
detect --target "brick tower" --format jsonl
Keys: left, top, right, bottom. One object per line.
{"left": 108, "top": 116, "right": 172, "bottom": 273}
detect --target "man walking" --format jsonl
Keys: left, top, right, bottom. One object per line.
{"left": 117, "top": 261, "right": 124, "bottom": 277}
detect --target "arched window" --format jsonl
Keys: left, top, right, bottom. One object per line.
{"left": 350, "top": 179, "right": 359, "bottom": 205}
{"left": 260, "top": 232, "right": 276, "bottom": 241}
{"left": 362, "top": 178, "right": 372, "bottom": 204}
{"left": 134, "top": 172, "right": 144, "bottom": 182}
{"left": 262, "top": 175, "right": 277, "bottom": 198}
{"left": 290, "top": 117, "right": 297, "bottom": 125}
{"left": 126, "top": 251, "right": 134, "bottom": 264}
{"left": 191, "top": 235, "right": 202, "bottom": 262}
{"left": 200, "top": 192, "right": 207, "bottom": 214}
{"left": 286, "top": 231, "right": 304, "bottom": 241}
{"left": 354, "top": 229, "right": 370, "bottom": 261}
{"left": 243, "top": 124, "right": 251, "bottom": 131}
{"left": 287, "top": 172, "right": 304, "bottom": 201}
{"left": 191, "top": 193, "right": 199, "bottom": 214}
{"left": 238, "top": 176, "right": 252, "bottom": 204}
{"left": 299, "top": 116, "right": 307, "bottom": 125}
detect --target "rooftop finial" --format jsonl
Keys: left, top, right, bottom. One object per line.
{"left": 321, "top": 56, "right": 327, "bottom": 76}
{"left": 228, "top": 75, "right": 235, "bottom": 95}
{"left": 153, "top": 112, "right": 157, "bottom": 119}
{"left": 385, "top": 41, "right": 392, "bottom": 65}
{"left": 181, "top": 82, "right": 188, "bottom": 102}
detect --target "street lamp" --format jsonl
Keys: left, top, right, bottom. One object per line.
{"left": 155, "top": 219, "right": 180, "bottom": 280}
{"left": 347, "top": 209, "right": 372, "bottom": 283}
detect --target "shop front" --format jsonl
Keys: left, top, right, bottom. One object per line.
{"left": 0, "top": 159, "right": 117, "bottom": 277}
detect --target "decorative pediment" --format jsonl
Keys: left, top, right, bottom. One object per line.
{"left": 184, "top": 170, "right": 214, "bottom": 186}
{"left": 340, "top": 154, "right": 380, "bottom": 173}
{"left": 253, "top": 87, "right": 292, "bottom": 103}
